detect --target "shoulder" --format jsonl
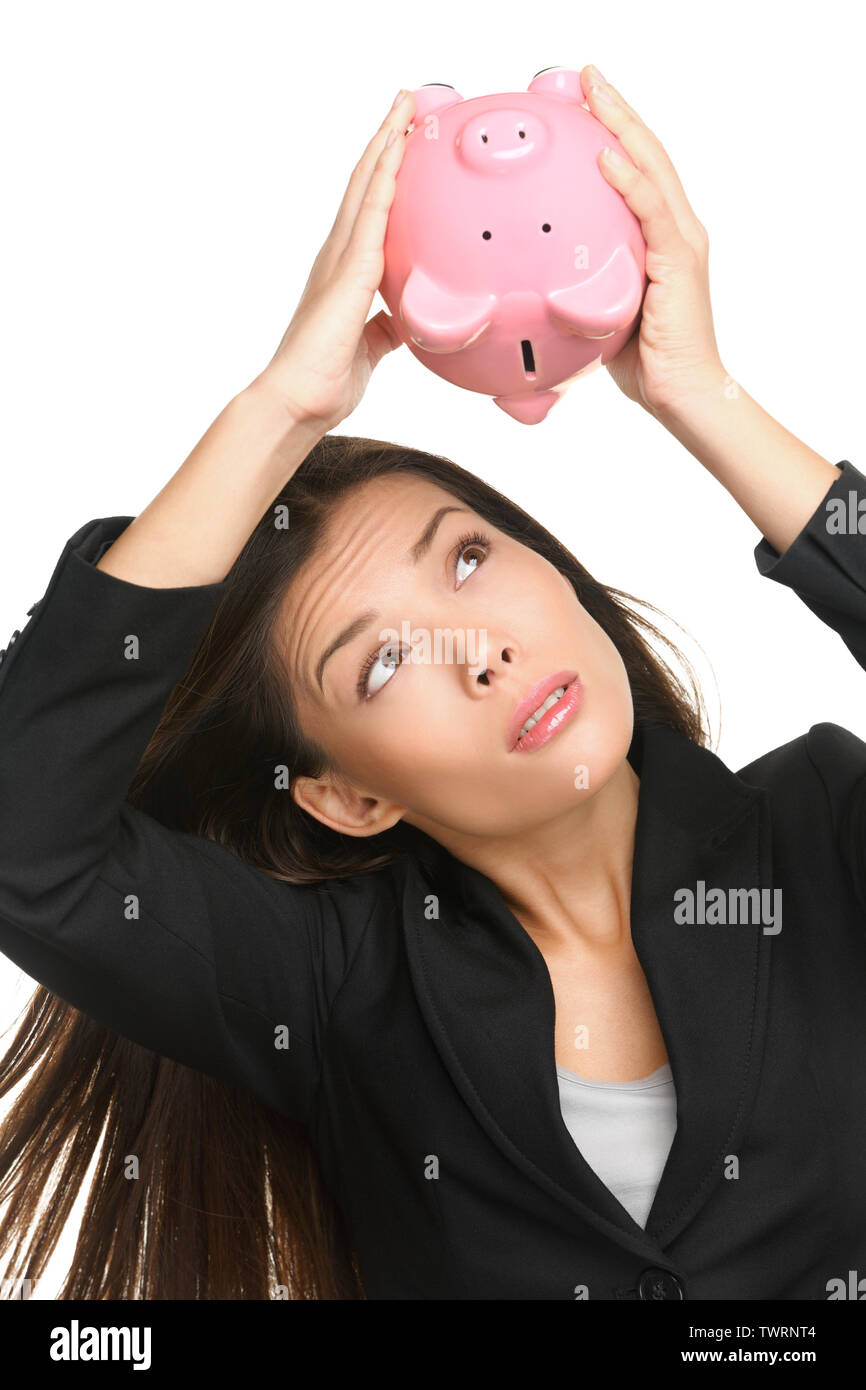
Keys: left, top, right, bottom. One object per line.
{"left": 314, "top": 852, "right": 410, "bottom": 955}
{"left": 737, "top": 722, "right": 866, "bottom": 818}
{"left": 736, "top": 724, "right": 866, "bottom": 895}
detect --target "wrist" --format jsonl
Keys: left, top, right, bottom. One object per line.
{"left": 235, "top": 373, "right": 327, "bottom": 479}
{"left": 649, "top": 360, "right": 737, "bottom": 434}
{"left": 648, "top": 363, "right": 763, "bottom": 496}
{"left": 644, "top": 364, "right": 842, "bottom": 554}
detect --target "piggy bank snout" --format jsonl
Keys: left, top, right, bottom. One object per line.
{"left": 456, "top": 107, "right": 548, "bottom": 172}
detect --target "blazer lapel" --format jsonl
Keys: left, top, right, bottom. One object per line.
{"left": 399, "top": 720, "right": 774, "bottom": 1255}
{"left": 626, "top": 722, "right": 774, "bottom": 1246}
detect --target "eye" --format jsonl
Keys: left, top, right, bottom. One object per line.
{"left": 356, "top": 529, "right": 492, "bottom": 701}
{"left": 358, "top": 639, "right": 413, "bottom": 700}
{"left": 453, "top": 529, "right": 491, "bottom": 586}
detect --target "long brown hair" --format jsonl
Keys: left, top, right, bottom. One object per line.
{"left": 0, "top": 433, "right": 711, "bottom": 1299}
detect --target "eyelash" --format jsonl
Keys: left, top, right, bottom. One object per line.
{"left": 356, "top": 529, "right": 493, "bottom": 701}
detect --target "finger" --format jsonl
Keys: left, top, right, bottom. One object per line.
{"left": 312, "top": 126, "right": 408, "bottom": 348}
{"left": 596, "top": 145, "right": 692, "bottom": 269}
{"left": 581, "top": 64, "right": 644, "bottom": 123}
{"left": 336, "top": 123, "right": 409, "bottom": 295}
{"left": 295, "top": 94, "right": 414, "bottom": 310}
{"left": 297, "top": 92, "right": 414, "bottom": 306}
{"left": 363, "top": 308, "right": 404, "bottom": 371}
{"left": 325, "top": 91, "right": 416, "bottom": 258}
{"left": 581, "top": 67, "right": 707, "bottom": 251}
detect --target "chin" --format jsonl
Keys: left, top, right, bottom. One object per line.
{"left": 569, "top": 700, "right": 634, "bottom": 796}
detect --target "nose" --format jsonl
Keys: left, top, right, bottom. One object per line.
{"left": 456, "top": 107, "right": 549, "bottom": 174}
{"left": 469, "top": 641, "right": 518, "bottom": 688}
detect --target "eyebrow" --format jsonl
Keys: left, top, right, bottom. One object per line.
{"left": 314, "top": 505, "right": 470, "bottom": 693}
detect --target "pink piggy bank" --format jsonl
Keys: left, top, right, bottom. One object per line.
{"left": 379, "top": 67, "right": 648, "bottom": 424}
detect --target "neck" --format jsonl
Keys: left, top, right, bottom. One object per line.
{"left": 430, "top": 755, "right": 641, "bottom": 953}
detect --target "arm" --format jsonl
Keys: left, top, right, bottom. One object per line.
{"left": 654, "top": 370, "right": 842, "bottom": 557}
{"left": 737, "top": 455, "right": 866, "bottom": 915}
{"left": 0, "top": 495, "right": 337, "bottom": 1124}
{"left": 576, "top": 68, "right": 866, "bottom": 904}
{"left": 0, "top": 88, "right": 415, "bottom": 1120}
{"left": 653, "top": 381, "right": 866, "bottom": 908}
{"left": 91, "top": 84, "right": 416, "bottom": 589}
{"left": 93, "top": 380, "right": 324, "bottom": 587}
{"left": 579, "top": 64, "right": 841, "bottom": 553}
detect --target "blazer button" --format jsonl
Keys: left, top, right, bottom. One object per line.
{"left": 638, "top": 1267, "right": 684, "bottom": 1300}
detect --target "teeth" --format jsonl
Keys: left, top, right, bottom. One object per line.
{"left": 518, "top": 685, "right": 567, "bottom": 741}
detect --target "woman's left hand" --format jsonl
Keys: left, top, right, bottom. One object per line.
{"left": 580, "top": 65, "right": 726, "bottom": 417}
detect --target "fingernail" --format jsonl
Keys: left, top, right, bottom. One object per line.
{"left": 590, "top": 80, "right": 616, "bottom": 106}
{"left": 601, "top": 145, "right": 626, "bottom": 165}
{"left": 385, "top": 128, "right": 397, "bottom": 148}
{"left": 585, "top": 64, "right": 606, "bottom": 83}
{"left": 390, "top": 88, "right": 407, "bottom": 110}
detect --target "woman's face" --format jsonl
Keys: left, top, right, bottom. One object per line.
{"left": 280, "top": 472, "right": 634, "bottom": 843}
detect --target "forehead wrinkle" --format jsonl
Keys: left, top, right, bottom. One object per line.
{"left": 285, "top": 476, "right": 469, "bottom": 704}
{"left": 286, "top": 497, "right": 398, "bottom": 703}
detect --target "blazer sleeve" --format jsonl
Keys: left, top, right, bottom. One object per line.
{"left": 0, "top": 516, "right": 368, "bottom": 1124}
{"left": 753, "top": 456, "right": 866, "bottom": 909}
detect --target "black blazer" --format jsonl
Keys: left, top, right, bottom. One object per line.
{"left": 2, "top": 459, "right": 866, "bottom": 1301}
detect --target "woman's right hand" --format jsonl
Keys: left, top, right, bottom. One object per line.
{"left": 254, "top": 89, "right": 415, "bottom": 435}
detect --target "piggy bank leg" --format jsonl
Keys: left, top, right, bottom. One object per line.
{"left": 492, "top": 389, "right": 561, "bottom": 425}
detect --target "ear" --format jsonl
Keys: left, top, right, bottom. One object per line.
{"left": 527, "top": 67, "right": 585, "bottom": 101}
{"left": 411, "top": 82, "right": 464, "bottom": 125}
{"left": 290, "top": 773, "right": 407, "bottom": 838}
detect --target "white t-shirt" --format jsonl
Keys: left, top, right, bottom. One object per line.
{"left": 556, "top": 1061, "right": 677, "bottom": 1229}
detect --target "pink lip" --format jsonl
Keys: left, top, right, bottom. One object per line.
{"left": 507, "top": 669, "right": 582, "bottom": 752}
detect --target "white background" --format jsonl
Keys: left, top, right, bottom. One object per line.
{"left": 0, "top": 0, "right": 862, "bottom": 1297}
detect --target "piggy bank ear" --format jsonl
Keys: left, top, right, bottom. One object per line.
{"left": 547, "top": 245, "right": 645, "bottom": 339}
{"left": 400, "top": 267, "right": 495, "bottom": 353}
{"left": 528, "top": 67, "right": 585, "bottom": 101}
{"left": 411, "top": 83, "right": 464, "bottom": 125}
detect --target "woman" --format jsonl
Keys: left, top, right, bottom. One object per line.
{"left": 0, "top": 68, "right": 862, "bottom": 1302}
